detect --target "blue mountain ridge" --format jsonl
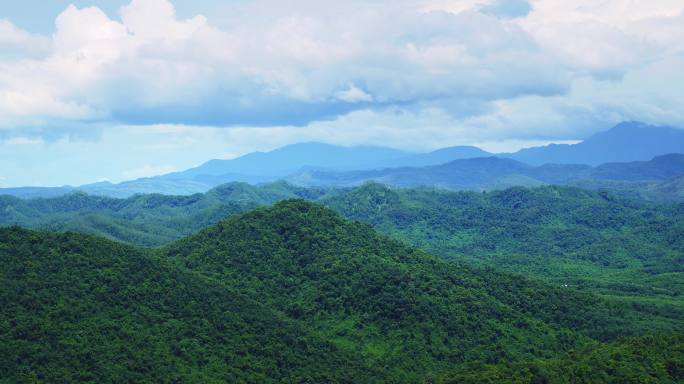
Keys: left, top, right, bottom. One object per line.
{"left": 0, "top": 122, "right": 682, "bottom": 198}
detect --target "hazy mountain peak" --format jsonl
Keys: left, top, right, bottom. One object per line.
{"left": 509, "top": 121, "right": 684, "bottom": 165}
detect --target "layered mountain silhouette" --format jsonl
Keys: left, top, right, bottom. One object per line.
{"left": 162, "top": 142, "right": 412, "bottom": 179}
{"left": 506, "top": 121, "right": 684, "bottom": 165}
{"left": 0, "top": 121, "right": 682, "bottom": 198}
{"left": 287, "top": 154, "right": 684, "bottom": 195}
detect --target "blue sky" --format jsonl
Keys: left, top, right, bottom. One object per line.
{"left": 0, "top": 0, "right": 227, "bottom": 34}
{"left": 0, "top": 0, "right": 683, "bottom": 187}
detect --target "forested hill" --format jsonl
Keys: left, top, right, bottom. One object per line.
{"left": 164, "top": 200, "right": 680, "bottom": 380}
{"left": 0, "top": 181, "right": 324, "bottom": 246}
{"left": 2, "top": 182, "right": 683, "bottom": 307}
{"left": 2, "top": 201, "right": 682, "bottom": 382}
{"left": 322, "top": 184, "right": 684, "bottom": 302}
{"left": 2, "top": 181, "right": 682, "bottom": 293}
{"left": 0, "top": 226, "right": 375, "bottom": 383}
{"left": 439, "top": 333, "right": 684, "bottom": 383}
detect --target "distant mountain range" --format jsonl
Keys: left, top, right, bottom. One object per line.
{"left": 506, "top": 122, "right": 684, "bottom": 165}
{"left": 162, "top": 142, "right": 413, "bottom": 179}
{"left": 288, "top": 154, "right": 684, "bottom": 200}
{"left": 1, "top": 121, "right": 682, "bottom": 198}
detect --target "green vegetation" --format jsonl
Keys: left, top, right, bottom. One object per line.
{"left": 1, "top": 199, "right": 682, "bottom": 382}
{"left": 0, "top": 226, "right": 375, "bottom": 383}
{"left": 572, "top": 174, "right": 684, "bottom": 202}
{"left": 0, "top": 181, "right": 328, "bottom": 246}
{"left": 3, "top": 181, "right": 682, "bottom": 306}
{"left": 323, "top": 184, "right": 684, "bottom": 306}
{"left": 439, "top": 333, "right": 684, "bottom": 383}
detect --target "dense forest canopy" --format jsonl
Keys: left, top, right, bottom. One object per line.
{"left": 2, "top": 182, "right": 682, "bottom": 305}
{"left": 2, "top": 201, "right": 683, "bottom": 382}
{"left": 322, "top": 184, "right": 684, "bottom": 306}
{"left": 0, "top": 226, "right": 375, "bottom": 383}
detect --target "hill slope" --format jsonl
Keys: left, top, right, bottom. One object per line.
{"left": 323, "top": 184, "right": 684, "bottom": 303}
{"left": 0, "top": 227, "right": 374, "bottom": 383}
{"left": 164, "top": 200, "right": 681, "bottom": 380}
{"left": 2, "top": 201, "right": 682, "bottom": 382}
{"left": 439, "top": 333, "right": 684, "bottom": 383}
{"left": 2, "top": 182, "right": 682, "bottom": 305}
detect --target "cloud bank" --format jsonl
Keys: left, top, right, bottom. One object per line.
{"left": 0, "top": 0, "right": 683, "bottom": 186}
{"left": 0, "top": 0, "right": 681, "bottom": 136}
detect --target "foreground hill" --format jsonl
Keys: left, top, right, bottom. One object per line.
{"left": 2, "top": 200, "right": 682, "bottom": 381}
{"left": 163, "top": 200, "right": 680, "bottom": 380}
{"left": 0, "top": 227, "right": 374, "bottom": 383}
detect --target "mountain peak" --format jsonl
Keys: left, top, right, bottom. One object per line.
{"left": 589, "top": 121, "right": 681, "bottom": 140}
{"left": 509, "top": 121, "right": 684, "bottom": 165}
{"left": 609, "top": 121, "right": 649, "bottom": 131}
{"left": 209, "top": 199, "right": 347, "bottom": 240}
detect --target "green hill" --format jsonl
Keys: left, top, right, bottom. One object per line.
{"left": 2, "top": 201, "right": 682, "bottom": 382}
{"left": 322, "top": 184, "right": 684, "bottom": 305}
{"left": 164, "top": 200, "right": 681, "bottom": 380}
{"left": 439, "top": 333, "right": 684, "bottom": 383}
{"left": 0, "top": 226, "right": 374, "bottom": 383}
{"left": 2, "top": 182, "right": 682, "bottom": 307}
{"left": 0, "top": 182, "right": 324, "bottom": 246}
{"left": 0, "top": 182, "right": 684, "bottom": 304}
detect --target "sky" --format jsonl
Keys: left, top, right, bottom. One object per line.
{"left": 0, "top": 0, "right": 683, "bottom": 187}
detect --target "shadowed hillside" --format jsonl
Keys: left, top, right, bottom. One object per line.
{"left": 0, "top": 227, "right": 375, "bottom": 383}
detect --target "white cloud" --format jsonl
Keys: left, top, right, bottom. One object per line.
{"left": 3, "top": 137, "right": 45, "bottom": 145}
{"left": 0, "top": 0, "right": 681, "bottom": 145}
{"left": 0, "top": 0, "right": 562, "bottom": 132}
{"left": 0, "top": 20, "right": 50, "bottom": 58}
{"left": 519, "top": 1, "right": 684, "bottom": 77}
{"left": 120, "top": 0, "right": 205, "bottom": 40}
{"left": 335, "top": 85, "right": 373, "bottom": 103}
